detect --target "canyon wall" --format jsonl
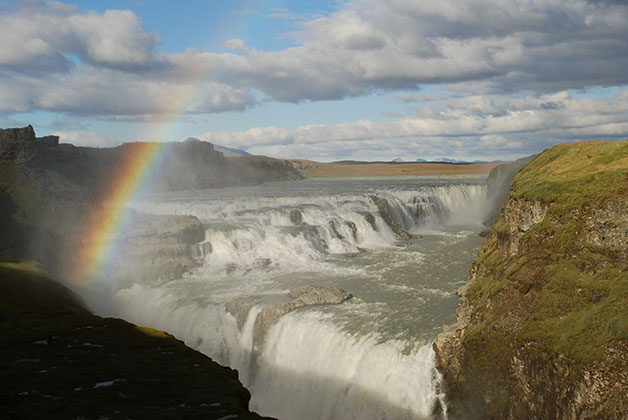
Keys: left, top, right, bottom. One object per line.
{"left": 434, "top": 140, "right": 628, "bottom": 419}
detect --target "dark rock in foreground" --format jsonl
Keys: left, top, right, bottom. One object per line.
{"left": 0, "top": 263, "right": 274, "bottom": 420}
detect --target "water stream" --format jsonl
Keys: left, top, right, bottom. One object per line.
{"left": 103, "top": 175, "right": 490, "bottom": 419}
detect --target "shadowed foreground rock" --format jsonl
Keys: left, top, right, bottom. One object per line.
{"left": 0, "top": 263, "right": 274, "bottom": 420}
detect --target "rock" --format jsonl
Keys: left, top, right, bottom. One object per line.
{"left": 0, "top": 263, "right": 273, "bottom": 420}
{"left": 369, "top": 195, "right": 414, "bottom": 239}
{"left": 433, "top": 140, "right": 628, "bottom": 419}
{"left": 289, "top": 285, "right": 353, "bottom": 305}
{"left": 0, "top": 125, "right": 61, "bottom": 164}
{"left": 226, "top": 285, "right": 353, "bottom": 350}
{"left": 0, "top": 126, "right": 308, "bottom": 282}
{"left": 253, "top": 285, "right": 352, "bottom": 348}
{"left": 289, "top": 209, "right": 304, "bottom": 225}
{"left": 225, "top": 297, "right": 260, "bottom": 330}
{"left": 100, "top": 213, "right": 207, "bottom": 288}
{"left": 363, "top": 212, "right": 377, "bottom": 231}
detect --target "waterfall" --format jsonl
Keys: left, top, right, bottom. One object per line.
{"left": 107, "top": 177, "right": 488, "bottom": 419}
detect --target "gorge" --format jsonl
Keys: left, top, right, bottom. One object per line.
{"left": 1, "top": 126, "right": 627, "bottom": 419}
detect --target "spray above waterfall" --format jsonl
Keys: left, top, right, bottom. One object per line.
{"left": 113, "top": 175, "right": 489, "bottom": 420}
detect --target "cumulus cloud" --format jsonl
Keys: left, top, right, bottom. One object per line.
{"left": 4, "top": 0, "right": 628, "bottom": 113}
{"left": 0, "top": 2, "right": 254, "bottom": 118}
{"left": 0, "top": 2, "right": 162, "bottom": 72}
{"left": 1, "top": 0, "right": 628, "bottom": 156}
{"left": 195, "top": 89, "right": 628, "bottom": 161}
{"left": 199, "top": 0, "right": 628, "bottom": 101}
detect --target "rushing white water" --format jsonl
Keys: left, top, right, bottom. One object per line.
{"left": 105, "top": 175, "right": 490, "bottom": 420}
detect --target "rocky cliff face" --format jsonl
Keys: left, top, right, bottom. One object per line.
{"left": 434, "top": 140, "right": 628, "bottom": 419}
{"left": 0, "top": 126, "right": 304, "bottom": 278}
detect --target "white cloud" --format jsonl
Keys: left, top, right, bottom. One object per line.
{"left": 2, "top": 0, "right": 628, "bottom": 117}
{"left": 1, "top": 0, "right": 628, "bottom": 159}
{"left": 56, "top": 130, "right": 114, "bottom": 147}
{"left": 0, "top": 2, "right": 162, "bottom": 72}
{"left": 196, "top": 88, "right": 628, "bottom": 161}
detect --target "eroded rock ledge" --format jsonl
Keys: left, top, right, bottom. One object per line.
{"left": 226, "top": 285, "right": 353, "bottom": 348}
{"left": 434, "top": 140, "right": 628, "bottom": 419}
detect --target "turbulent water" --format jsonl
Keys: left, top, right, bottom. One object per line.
{"left": 107, "top": 175, "right": 490, "bottom": 419}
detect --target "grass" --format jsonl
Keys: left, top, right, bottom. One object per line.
{"left": 511, "top": 140, "right": 628, "bottom": 208}
{"left": 461, "top": 140, "right": 628, "bottom": 387}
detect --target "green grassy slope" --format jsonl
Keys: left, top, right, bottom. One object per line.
{"left": 466, "top": 140, "right": 628, "bottom": 366}
{"left": 442, "top": 140, "right": 628, "bottom": 417}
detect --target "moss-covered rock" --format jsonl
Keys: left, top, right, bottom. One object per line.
{"left": 0, "top": 263, "right": 273, "bottom": 420}
{"left": 434, "top": 140, "right": 628, "bottom": 419}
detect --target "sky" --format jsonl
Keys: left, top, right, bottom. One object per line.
{"left": 1, "top": 0, "right": 628, "bottom": 162}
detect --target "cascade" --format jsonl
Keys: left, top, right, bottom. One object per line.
{"left": 112, "top": 177, "right": 489, "bottom": 419}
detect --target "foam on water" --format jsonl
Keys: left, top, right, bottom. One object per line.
{"left": 109, "top": 176, "right": 491, "bottom": 419}
{"left": 251, "top": 311, "right": 446, "bottom": 420}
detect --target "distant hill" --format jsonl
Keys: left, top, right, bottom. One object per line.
{"left": 215, "top": 145, "right": 251, "bottom": 157}
{"left": 184, "top": 137, "right": 250, "bottom": 157}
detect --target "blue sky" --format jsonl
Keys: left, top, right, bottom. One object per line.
{"left": 1, "top": 0, "right": 628, "bottom": 161}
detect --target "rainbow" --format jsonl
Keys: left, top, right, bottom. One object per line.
{"left": 67, "top": 142, "right": 171, "bottom": 285}
{"left": 66, "top": 57, "right": 215, "bottom": 286}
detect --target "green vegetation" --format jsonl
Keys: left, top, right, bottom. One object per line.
{"left": 511, "top": 140, "right": 628, "bottom": 208}
{"left": 464, "top": 140, "right": 628, "bottom": 378}
{"left": 0, "top": 263, "right": 269, "bottom": 419}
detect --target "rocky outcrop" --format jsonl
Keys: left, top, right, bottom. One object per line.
{"left": 369, "top": 195, "right": 415, "bottom": 239}
{"left": 0, "top": 126, "right": 307, "bottom": 277}
{"left": 0, "top": 263, "right": 273, "bottom": 420}
{"left": 230, "top": 155, "right": 304, "bottom": 184}
{"left": 0, "top": 125, "right": 59, "bottom": 163}
{"left": 226, "top": 285, "right": 353, "bottom": 349}
{"left": 97, "top": 213, "right": 211, "bottom": 288}
{"left": 434, "top": 140, "right": 628, "bottom": 419}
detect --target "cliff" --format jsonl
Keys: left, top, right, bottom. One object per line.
{"left": 0, "top": 263, "right": 272, "bottom": 419}
{"left": 0, "top": 127, "right": 282, "bottom": 418}
{"left": 0, "top": 126, "right": 302, "bottom": 193}
{"left": 434, "top": 140, "right": 628, "bottom": 419}
{"left": 0, "top": 126, "right": 302, "bottom": 275}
